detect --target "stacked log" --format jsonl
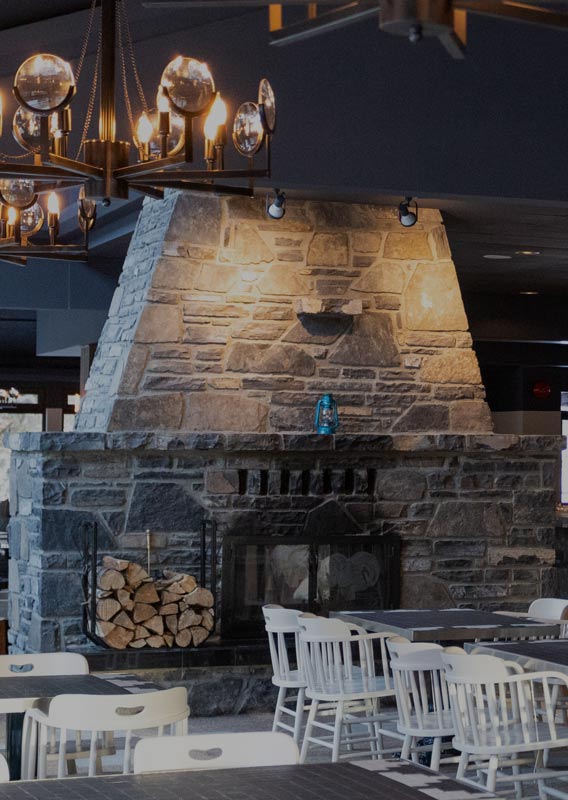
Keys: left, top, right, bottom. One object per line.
{"left": 94, "top": 557, "right": 215, "bottom": 650}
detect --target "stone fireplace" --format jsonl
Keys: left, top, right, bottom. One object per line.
{"left": 6, "top": 192, "right": 561, "bottom": 671}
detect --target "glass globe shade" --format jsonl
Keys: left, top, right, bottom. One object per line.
{"left": 12, "top": 107, "right": 42, "bottom": 152}
{"left": 232, "top": 102, "right": 264, "bottom": 156}
{"left": 20, "top": 202, "right": 44, "bottom": 236}
{"left": 258, "top": 79, "right": 276, "bottom": 133}
{"left": 160, "top": 56, "right": 214, "bottom": 114}
{"left": 0, "top": 179, "right": 36, "bottom": 209}
{"left": 148, "top": 108, "right": 185, "bottom": 159}
{"left": 14, "top": 54, "right": 75, "bottom": 113}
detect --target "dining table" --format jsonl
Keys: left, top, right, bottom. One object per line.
{"left": 464, "top": 638, "right": 568, "bottom": 674}
{"left": 0, "top": 757, "right": 497, "bottom": 800}
{"left": 0, "top": 674, "right": 129, "bottom": 781}
{"left": 331, "top": 608, "right": 562, "bottom": 642}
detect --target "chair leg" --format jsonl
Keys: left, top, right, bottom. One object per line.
{"left": 273, "top": 687, "right": 286, "bottom": 733}
{"left": 88, "top": 732, "right": 97, "bottom": 777}
{"left": 332, "top": 701, "right": 344, "bottom": 763}
{"left": 430, "top": 737, "right": 442, "bottom": 772}
{"left": 456, "top": 750, "right": 469, "bottom": 781}
{"left": 37, "top": 725, "right": 48, "bottom": 780}
{"left": 300, "top": 700, "right": 318, "bottom": 764}
{"left": 401, "top": 735, "right": 412, "bottom": 762}
{"left": 20, "top": 714, "right": 36, "bottom": 781}
{"left": 486, "top": 755, "right": 498, "bottom": 793}
{"left": 57, "top": 727, "right": 67, "bottom": 779}
{"left": 410, "top": 738, "right": 419, "bottom": 763}
{"left": 293, "top": 688, "right": 305, "bottom": 745}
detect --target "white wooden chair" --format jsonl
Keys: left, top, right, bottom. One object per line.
{"left": 133, "top": 731, "right": 299, "bottom": 774}
{"left": 0, "top": 653, "right": 89, "bottom": 677}
{"left": 0, "top": 652, "right": 90, "bottom": 776}
{"left": 529, "top": 599, "right": 568, "bottom": 637}
{"left": 262, "top": 604, "right": 307, "bottom": 744}
{"left": 23, "top": 686, "right": 189, "bottom": 779}
{"left": 442, "top": 649, "right": 568, "bottom": 797}
{"left": 386, "top": 636, "right": 455, "bottom": 771}
{"left": 0, "top": 754, "right": 9, "bottom": 783}
{"left": 298, "top": 615, "right": 398, "bottom": 763}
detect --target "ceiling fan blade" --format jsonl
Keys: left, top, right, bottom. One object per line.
{"left": 142, "top": 1, "right": 346, "bottom": 6}
{"left": 454, "top": 0, "right": 568, "bottom": 30}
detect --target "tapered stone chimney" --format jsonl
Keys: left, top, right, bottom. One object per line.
{"left": 76, "top": 192, "right": 491, "bottom": 435}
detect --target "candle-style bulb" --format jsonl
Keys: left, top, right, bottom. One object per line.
{"left": 204, "top": 93, "right": 227, "bottom": 141}
{"left": 7, "top": 207, "right": 16, "bottom": 226}
{"left": 137, "top": 111, "right": 153, "bottom": 145}
{"left": 157, "top": 88, "right": 170, "bottom": 113}
{"left": 47, "top": 192, "right": 59, "bottom": 216}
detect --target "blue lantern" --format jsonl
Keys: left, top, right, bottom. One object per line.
{"left": 314, "top": 393, "right": 339, "bottom": 434}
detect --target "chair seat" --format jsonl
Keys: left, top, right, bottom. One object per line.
{"left": 305, "top": 673, "right": 394, "bottom": 701}
{"left": 397, "top": 709, "right": 454, "bottom": 738}
{"left": 454, "top": 720, "right": 568, "bottom": 755}
{"left": 271, "top": 670, "right": 306, "bottom": 689}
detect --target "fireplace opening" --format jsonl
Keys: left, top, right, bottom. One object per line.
{"left": 221, "top": 533, "right": 400, "bottom": 638}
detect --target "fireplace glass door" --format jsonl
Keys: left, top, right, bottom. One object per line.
{"left": 221, "top": 533, "right": 400, "bottom": 638}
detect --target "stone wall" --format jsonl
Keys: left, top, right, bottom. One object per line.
{"left": 76, "top": 193, "right": 491, "bottom": 435}
{"left": 6, "top": 431, "right": 559, "bottom": 653}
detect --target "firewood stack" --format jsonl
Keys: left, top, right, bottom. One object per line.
{"left": 94, "top": 556, "right": 215, "bottom": 649}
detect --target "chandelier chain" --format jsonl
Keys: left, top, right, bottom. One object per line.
{"left": 0, "top": 150, "right": 36, "bottom": 163}
{"left": 76, "top": 21, "right": 102, "bottom": 160}
{"left": 117, "top": 6, "right": 137, "bottom": 140}
{"left": 74, "top": 0, "right": 98, "bottom": 84}
{"left": 119, "top": 0, "right": 148, "bottom": 113}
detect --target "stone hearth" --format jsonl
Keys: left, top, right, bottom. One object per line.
{"left": 6, "top": 431, "right": 560, "bottom": 652}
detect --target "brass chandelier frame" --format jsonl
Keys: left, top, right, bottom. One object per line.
{"left": 0, "top": 0, "right": 274, "bottom": 264}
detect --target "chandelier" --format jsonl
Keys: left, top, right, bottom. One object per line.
{"left": 0, "top": 0, "right": 276, "bottom": 265}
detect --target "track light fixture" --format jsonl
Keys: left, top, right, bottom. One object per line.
{"left": 266, "top": 189, "right": 286, "bottom": 219}
{"left": 398, "top": 197, "right": 418, "bottom": 227}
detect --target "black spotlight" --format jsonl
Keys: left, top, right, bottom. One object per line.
{"left": 266, "top": 189, "right": 286, "bottom": 219}
{"left": 398, "top": 197, "right": 418, "bottom": 227}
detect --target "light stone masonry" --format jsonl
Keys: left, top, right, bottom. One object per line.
{"left": 75, "top": 192, "right": 491, "bottom": 435}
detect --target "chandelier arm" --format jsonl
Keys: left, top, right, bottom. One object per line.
{"left": 0, "top": 165, "right": 88, "bottom": 182}
{"left": 0, "top": 244, "right": 88, "bottom": 261}
{"left": 0, "top": 256, "right": 27, "bottom": 266}
{"left": 125, "top": 168, "right": 269, "bottom": 183}
{"left": 151, "top": 181, "right": 255, "bottom": 196}
{"left": 46, "top": 155, "right": 104, "bottom": 179}
{"left": 128, "top": 183, "right": 165, "bottom": 199}
{"left": 113, "top": 152, "right": 186, "bottom": 178}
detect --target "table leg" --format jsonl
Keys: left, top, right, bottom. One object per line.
{"left": 6, "top": 713, "right": 24, "bottom": 780}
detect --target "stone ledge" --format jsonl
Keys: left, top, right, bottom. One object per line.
{"left": 5, "top": 430, "right": 564, "bottom": 455}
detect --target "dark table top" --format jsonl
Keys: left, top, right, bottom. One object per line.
{"left": 0, "top": 674, "right": 129, "bottom": 701}
{"left": 331, "top": 608, "right": 561, "bottom": 641}
{"left": 465, "top": 639, "right": 568, "bottom": 672}
{"left": 0, "top": 758, "right": 497, "bottom": 800}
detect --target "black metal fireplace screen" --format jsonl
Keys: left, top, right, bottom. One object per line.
{"left": 221, "top": 533, "right": 400, "bottom": 638}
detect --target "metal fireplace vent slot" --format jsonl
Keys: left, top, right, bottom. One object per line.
{"left": 231, "top": 467, "right": 376, "bottom": 497}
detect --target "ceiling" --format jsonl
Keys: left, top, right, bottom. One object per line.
{"left": 1, "top": 0, "right": 568, "bottom": 383}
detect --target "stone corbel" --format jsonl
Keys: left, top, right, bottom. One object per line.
{"left": 293, "top": 298, "right": 363, "bottom": 316}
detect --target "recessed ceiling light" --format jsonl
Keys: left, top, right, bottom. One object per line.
{"left": 519, "top": 291, "right": 539, "bottom": 295}
{"left": 515, "top": 250, "right": 541, "bottom": 256}
{"left": 483, "top": 254, "right": 512, "bottom": 260}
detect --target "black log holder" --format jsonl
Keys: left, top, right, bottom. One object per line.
{"left": 82, "top": 519, "right": 218, "bottom": 649}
